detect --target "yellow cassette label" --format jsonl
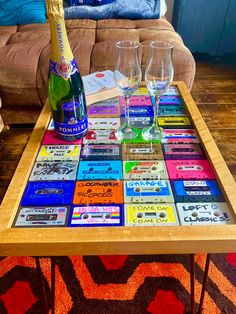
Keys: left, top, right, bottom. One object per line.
{"left": 133, "top": 87, "right": 149, "bottom": 95}
{"left": 125, "top": 204, "right": 179, "bottom": 226}
{"left": 37, "top": 145, "right": 81, "bottom": 161}
{"left": 158, "top": 117, "right": 191, "bottom": 127}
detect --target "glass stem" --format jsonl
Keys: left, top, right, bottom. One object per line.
{"left": 125, "top": 95, "right": 131, "bottom": 128}
{"left": 153, "top": 96, "right": 160, "bottom": 128}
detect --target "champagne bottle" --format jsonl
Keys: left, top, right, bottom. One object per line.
{"left": 46, "top": 0, "right": 88, "bottom": 141}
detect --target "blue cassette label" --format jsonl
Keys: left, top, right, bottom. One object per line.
{"left": 77, "top": 160, "right": 123, "bottom": 180}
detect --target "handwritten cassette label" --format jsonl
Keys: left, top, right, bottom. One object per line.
{"left": 158, "top": 105, "right": 187, "bottom": 116}
{"left": 163, "top": 144, "right": 204, "bottom": 160}
{"left": 166, "top": 160, "right": 216, "bottom": 180}
{"left": 125, "top": 204, "right": 179, "bottom": 226}
{"left": 121, "top": 106, "right": 154, "bottom": 117}
{"left": 81, "top": 144, "right": 121, "bottom": 160}
{"left": 83, "top": 129, "right": 120, "bottom": 144}
{"left": 13, "top": 206, "right": 69, "bottom": 227}
{"left": 21, "top": 181, "right": 75, "bottom": 206}
{"left": 29, "top": 161, "right": 78, "bottom": 181}
{"left": 171, "top": 180, "right": 224, "bottom": 202}
{"left": 176, "top": 203, "right": 234, "bottom": 225}
{"left": 87, "top": 98, "right": 120, "bottom": 117}
{"left": 42, "top": 130, "right": 82, "bottom": 145}
{"left": 77, "top": 161, "right": 122, "bottom": 180}
{"left": 73, "top": 180, "right": 123, "bottom": 205}
{"left": 162, "top": 129, "right": 200, "bottom": 144}
{"left": 120, "top": 95, "right": 152, "bottom": 106}
{"left": 124, "top": 180, "right": 174, "bottom": 203}
{"left": 123, "top": 161, "right": 168, "bottom": 180}
{"left": 37, "top": 145, "right": 81, "bottom": 162}
{"left": 68, "top": 205, "right": 123, "bottom": 227}
{"left": 88, "top": 118, "right": 120, "bottom": 130}
{"left": 159, "top": 96, "right": 183, "bottom": 105}
{"left": 122, "top": 144, "right": 163, "bottom": 160}
{"left": 158, "top": 117, "right": 191, "bottom": 128}
{"left": 125, "top": 116, "right": 153, "bottom": 128}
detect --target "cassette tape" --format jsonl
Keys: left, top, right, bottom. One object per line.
{"left": 158, "top": 117, "right": 191, "bottom": 128}
{"left": 37, "top": 145, "right": 81, "bottom": 162}
{"left": 133, "top": 87, "right": 149, "bottom": 95}
{"left": 124, "top": 180, "right": 174, "bottom": 203}
{"left": 13, "top": 206, "right": 69, "bottom": 227}
{"left": 162, "top": 144, "right": 204, "bottom": 160}
{"left": 161, "top": 129, "right": 200, "bottom": 144}
{"left": 88, "top": 118, "right": 120, "bottom": 130}
{"left": 119, "top": 95, "right": 152, "bottom": 106}
{"left": 29, "top": 161, "right": 78, "bottom": 181}
{"left": 163, "top": 86, "right": 180, "bottom": 96}
{"left": 158, "top": 105, "right": 187, "bottom": 116}
{"left": 124, "top": 204, "right": 179, "bottom": 226}
{"left": 176, "top": 203, "right": 234, "bottom": 225}
{"left": 121, "top": 130, "right": 161, "bottom": 145}
{"left": 73, "top": 180, "right": 123, "bottom": 205}
{"left": 87, "top": 98, "right": 120, "bottom": 117}
{"left": 68, "top": 205, "right": 123, "bottom": 227}
{"left": 21, "top": 181, "right": 75, "bottom": 206}
{"left": 122, "top": 144, "right": 163, "bottom": 160}
{"left": 166, "top": 160, "right": 216, "bottom": 180}
{"left": 123, "top": 160, "right": 168, "bottom": 180}
{"left": 83, "top": 129, "right": 120, "bottom": 144}
{"left": 42, "top": 129, "right": 82, "bottom": 145}
{"left": 121, "top": 106, "right": 154, "bottom": 118}
{"left": 81, "top": 144, "right": 121, "bottom": 160}
{"left": 77, "top": 160, "right": 122, "bottom": 180}
{"left": 126, "top": 116, "right": 153, "bottom": 128}
{"left": 172, "top": 180, "right": 224, "bottom": 202}
{"left": 159, "top": 96, "right": 184, "bottom": 106}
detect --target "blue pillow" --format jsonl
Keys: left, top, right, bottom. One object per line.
{"left": 65, "top": 0, "right": 161, "bottom": 20}
{"left": 0, "top": 0, "right": 46, "bottom": 26}
{"left": 68, "top": 0, "right": 115, "bottom": 5}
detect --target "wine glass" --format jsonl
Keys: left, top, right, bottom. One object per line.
{"left": 114, "top": 41, "right": 142, "bottom": 140}
{"left": 142, "top": 41, "right": 174, "bottom": 141}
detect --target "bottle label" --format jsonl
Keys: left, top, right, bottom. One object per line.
{"left": 54, "top": 100, "right": 88, "bottom": 136}
{"left": 49, "top": 57, "right": 77, "bottom": 80}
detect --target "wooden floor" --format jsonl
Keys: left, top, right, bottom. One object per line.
{"left": 0, "top": 58, "right": 236, "bottom": 203}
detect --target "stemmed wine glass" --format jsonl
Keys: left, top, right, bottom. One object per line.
{"left": 114, "top": 41, "right": 142, "bottom": 140}
{"left": 142, "top": 41, "right": 174, "bottom": 141}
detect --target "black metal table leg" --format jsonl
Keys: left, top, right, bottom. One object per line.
{"left": 198, "top": 253, "right": 211, "bottom": 314}
{"left": 190, "top": 254, "right": 195, "bottom": 314}
{"left": 35, "top": 257, "right": 49, "bottom": 314}
{"left": 51, "top": 257, "right": 56, "bottom": 314}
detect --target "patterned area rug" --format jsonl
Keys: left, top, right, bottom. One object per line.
{"left": 0, "top": 254, "right": 236, "bottom": 313}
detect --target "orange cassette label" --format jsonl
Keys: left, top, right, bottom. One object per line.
{"left": 73, "top": 181, "right": 123, "bottom": 205}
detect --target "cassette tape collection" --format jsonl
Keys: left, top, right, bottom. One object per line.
{"left": 13, "top": 86, "right": 235, "bottom": 228}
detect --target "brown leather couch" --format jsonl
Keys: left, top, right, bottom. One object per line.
{"left": 0, "top": 18, "right": 195, "bottom": 124}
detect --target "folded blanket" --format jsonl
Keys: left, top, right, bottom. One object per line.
{"left": 65, "top": 0, "right": 162, "bottom": 20}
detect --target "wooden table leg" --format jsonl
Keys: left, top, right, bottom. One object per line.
{"left": 190, "top": 254, "right": 195, "bottom": 314}
{"left": 198, "top": 254, "right": 211, "bottom": 314}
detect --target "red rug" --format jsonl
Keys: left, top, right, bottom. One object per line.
{"left": 0, "top": 254, "right": 236, "bottom": 313}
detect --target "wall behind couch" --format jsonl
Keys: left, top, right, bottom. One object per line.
{"left": 166, "top": 0, "right": 174, "bottom": 22}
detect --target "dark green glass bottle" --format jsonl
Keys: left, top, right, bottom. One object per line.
{"left": 46, "top": 0, "right": 88, "bottom": 141}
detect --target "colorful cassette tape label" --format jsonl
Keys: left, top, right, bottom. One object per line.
{"left": 42, "top": 130, "right": 82, "bottom": 145}
{"left": 13, "top": 206, "right": 69, "bottom": 227}
{"left": 123, "top": 161, "right": 168, "bottom": 180}
{"left": 163, "top": 86, "right": 180, "bottom": 96}
{"left": 158, "top": 117, "right": 191, "bottom": 128}
{"left": 133, "top": 87, "right": 149, "bottom": 95}
{"left": 120, "top": 95, "right": 152, "bottom": 106}
{"left": 163, "top": 144, "right": 204, "bottom": 160}
{"left": 21, "top": 181, "right": 75, "bottom": 206}
{"left": 159, "top": 96, "right": 184, "bottom": 106}
{"left": 29, "top": 162, "right": 78, "bottom": 181}
{"left": 77, "top": 161, "right": 122, "bottom": 180}
{"left": 125, "top": 204, "right": 179, "bottom": 226}
{"left": 73, "top": 181, "right": 123, "bottom": 205}
{"left": 176, "top": 203, "right": 234, "bottom": 225}
{"left": 158, "top": 105, "right": 187, "bottom": 116}
{"left": 83, "top": 129, "right": 120, "bottom": 144}
{"left": 122, "top": 144, "right": 163, "bottom": 160}
{"left": 68, "top": 205, "right": 123, "bottom": 226}
{"left": 81, "top": 144, "right": 121, "bottom": 160}
{"left": 172, "top": 180, "right": 224, "bottom": 202}
{"left": 37, "top": 145, "right": 81, "bottom": 162}
{"left": 87, "top": 98, "right": 120, "bottom": 117}
{"left": 121, "top": 106, "right": 154, "bottom": 117}
{"left": 166, "top": 160, "right": 216, "bottom": 180}
{"left": 124, "top": 180, "right": 174, "bottom": 203}
{"left": 126, "top": 116, "right": 153, "bottom": 128}
{"left": 88, "top": 118, "right": 120, "bottom": 130}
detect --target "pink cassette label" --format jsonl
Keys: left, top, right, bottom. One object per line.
{"left": 163, "top": 138, "right": 200, "bottom": 144}
{"left": 119, "top": 96, "right": 152, "bottom": 107}
{"left": 42, "top": 130, "right": 82, "bottom": 145}
{"left": 166, "top": 160, "right": 216, "bottom": 179}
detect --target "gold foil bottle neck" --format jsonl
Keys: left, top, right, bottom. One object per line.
{"left": 46, "top": 0, "right": 64, "bottom": 20}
